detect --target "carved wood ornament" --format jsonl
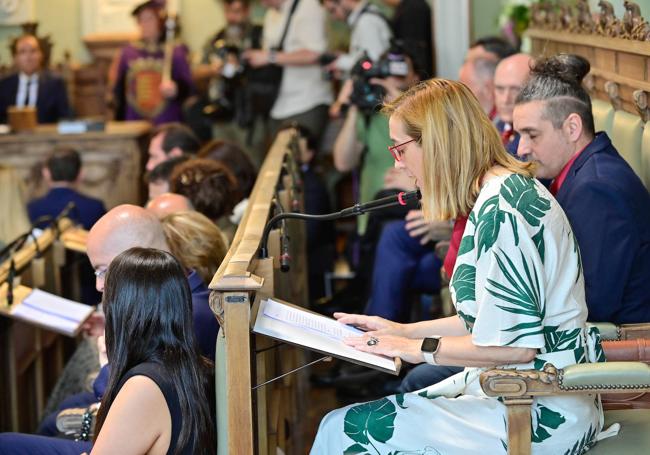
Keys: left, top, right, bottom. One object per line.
{"left": 531, "top": 0, "right": 650, "bottom": 42}
{"left": 605, "top": 80, "right": 623, "bottom": 110}
{"left": 633, "top": 89, "right": 650, "bottom": 122}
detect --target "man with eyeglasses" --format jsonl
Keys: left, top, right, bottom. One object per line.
{"left": 493, "top": 53, "right": 533, "bottom": 156}
{"left": 0, "top": 205, "right": 217, "bottom": 453}
{"left": 85, "top": 205, "right": 217, "bottom": 361}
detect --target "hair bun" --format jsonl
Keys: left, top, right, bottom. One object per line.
{"left": 531, "top": 54, "right": 590, "bottom": 85}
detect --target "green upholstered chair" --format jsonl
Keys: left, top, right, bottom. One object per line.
{"left": 481, "top": 362, "right": 650, "bottom": 455}
{"left": 588, "top": 322, "right": 650, "bottom": 341}
{"left": 592, "top": 99, "right": 615, "bottom": 136}
{"left": 590, "top": 408, "right": 650, "bottom": 454}
{"left": 610, "top": 110, "right": 644, "bottom": 179}
{"left": 640, "top": 123, "right": 650, "bottom": 190}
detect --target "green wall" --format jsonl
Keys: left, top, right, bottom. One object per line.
{"left": 6, "top": 1, "right": 650, "bottom": 66}
{"left": 0, "top": 0, "right": 85, "bottom": 65}
{"left": 0, "top": 0, "right": 225, "bottom": 66}
{"left": 471, "top": 0, "right": 508, "bottom": 42}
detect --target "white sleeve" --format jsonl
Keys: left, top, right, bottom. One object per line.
{"left": 336, "top": 14, "right": 392, "bottom": 70}
{"left": 290, "top": 0, "right": 328, "bottom": 53}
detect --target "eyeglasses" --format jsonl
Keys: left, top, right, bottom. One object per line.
{"left": 388, "top": 138, "right": 417, "bottom": 161}
{"left": 94, "top": 268, "right": 107, "bottom": 279}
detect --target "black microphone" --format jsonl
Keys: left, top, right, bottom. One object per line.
{"left": 279, "top": 221, "right": 291, "bottom": 272}
{"left": 55, "top": 201, "right": 77, "bottom": 224}
{"left": 259, "top": 189, "right": 421, "bottom": 259}
{"left": 337, "top": 189, "right": 421, "bottom": 217}
{"left": 51, "top": 201, "right": 77, "bottom": 238}
{"left": 6, "top": 258, "right": 16, "bottom": 306}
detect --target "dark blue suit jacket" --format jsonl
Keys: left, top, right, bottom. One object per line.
{"left": 188, "top": 269, "right": 219, "bottom": 361}
{"left": 495, "top": 120, "right": 520, "bottom": 156}
{"left": 0, "top": 71, "right": 71, "bottom": 124}
{"left": 555, "top": 132, "right": 650, "bottom": 323}
{"left": 28, "top": 187, "right": 106, "bottom": 230}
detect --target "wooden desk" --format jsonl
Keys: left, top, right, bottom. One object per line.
{"left": 0, "top": 121, "right": 151, "bottom": 209}
{"left": 0, "top": 218, "right": 88, "bottom": 432}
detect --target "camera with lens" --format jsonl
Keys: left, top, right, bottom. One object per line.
{"left": 349, "top": 48, "right": 409, "bottom": 114}
{"left": 202, "top": 39, "right": 246, "bottom": 121}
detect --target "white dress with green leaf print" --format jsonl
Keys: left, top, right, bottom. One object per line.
{"left": 311, "top": 174, "right": 613, "bottom": 455}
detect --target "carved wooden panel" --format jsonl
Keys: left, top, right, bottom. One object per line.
{"left": 527, "top": 1, "right": 650, "bottom": 120}
{"left": 0, "top": 121, "right": 150, "bottom": 209}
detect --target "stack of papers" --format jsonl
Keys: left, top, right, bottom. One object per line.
{"left": 11, "top": 289, "right": 94, "bottom": 336}
{"left": 254, "top": 298, "right": 399, "bottom": 374}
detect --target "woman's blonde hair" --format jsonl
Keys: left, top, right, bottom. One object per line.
{"left": 161, "top": 211, "right": 229, "bottom": 285}
{"left": 383, "top": 79, "right": 534, "bottom": 220}
{"left": 0, "top": 165, "right": 31, "bottom": 246}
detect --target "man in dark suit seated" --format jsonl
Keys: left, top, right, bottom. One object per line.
{"left": 28, "top": 147, "right": 106, "bottom": 230}
{"left": 400, "top": 53, "right": 650, "bottom": 395}
{"left": 513, "top": 53, "right": 650, "bottom": 324}
{"left": 0, "top": 34, "right": 71, "bottom": 124}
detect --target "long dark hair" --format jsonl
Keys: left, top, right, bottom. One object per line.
{"left": 94, "top": 248, "right": 215, "bottom": 454}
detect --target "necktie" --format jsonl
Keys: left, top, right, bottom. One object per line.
{"left": 25, "top": 78, "right": 32, "bottom": 106}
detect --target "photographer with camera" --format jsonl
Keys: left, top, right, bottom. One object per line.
{"left": 185, "top": 0, "right": 262, "bottom": 143}
{"left": 323, "top": 0, "right": 392, "bottom": 117}
{"left": 242, "top": 0, "right": 332, "bottom": 147}
{"left": 333, "top": 45, "right": 420, "bottom": 236}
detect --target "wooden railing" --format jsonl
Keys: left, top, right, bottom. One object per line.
{"left": 209, "top": 129, "right": 309, "bottom": 455}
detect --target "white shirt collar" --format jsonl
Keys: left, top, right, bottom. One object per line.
{"left": 19, "top": 72, "right": 39, "bottom": 83}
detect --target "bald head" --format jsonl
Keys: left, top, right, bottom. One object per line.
{"left": 87, "top": 204, "right": 169, "bottom": 291}
{"left": 146, "top": 193, "right": 194, "bottom": 219}
{"left": 459, "top": 57, "right": 496, "bottom": 115}
{"left": 494, "top": 53, "right": 532, "bottom": 123}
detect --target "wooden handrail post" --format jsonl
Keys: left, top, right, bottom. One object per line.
{"left": 223, "top": 291, "right": 254, "bottom": 455}
{"left": 504, "top": 397, "right": 533, "bottom": 455}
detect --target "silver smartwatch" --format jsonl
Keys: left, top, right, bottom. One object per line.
{"left": 421, "top": 336, "right": 442, "bottom": 365}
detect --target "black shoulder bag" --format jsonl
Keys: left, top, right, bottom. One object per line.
{"left": 246, "top": 0, "right": 301, "bottom": 118}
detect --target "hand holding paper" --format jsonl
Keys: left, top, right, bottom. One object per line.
{"left": 254, "top": 298, "right": 400, "bottom": 374}
{"left": 333, "top": 312, "right": 406, "bottom": 337}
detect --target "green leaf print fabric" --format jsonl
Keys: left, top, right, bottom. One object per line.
{"left": 310, "top": 175, "right": 607, "bottom": 455}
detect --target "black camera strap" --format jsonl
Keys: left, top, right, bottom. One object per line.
{"left": 351, "top": 2, "right": 391, "bottom": 32}
{"left": 275, "top": 0, "right": 301, "bottom": 51}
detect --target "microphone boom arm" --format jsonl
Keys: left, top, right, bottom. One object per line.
{"left": 259, "top": 189, "right": 420, "bottom": 259}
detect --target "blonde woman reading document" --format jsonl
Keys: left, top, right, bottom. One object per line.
{"left": 311, "top": 79, "right": 611, "bottom": 454}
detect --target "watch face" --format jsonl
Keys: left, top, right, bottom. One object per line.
{"left": 421, "top": 337, "right": 440, "bottom": 353}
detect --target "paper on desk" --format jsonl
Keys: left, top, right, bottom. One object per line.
{"left": 254, "top": 298, "right": 397, "bottom": 373}
{"left": 263, "top": 298, "right": 364, "bottom": 341}
{"left": 11, "top": 289, "right": 94, "bottom": 336}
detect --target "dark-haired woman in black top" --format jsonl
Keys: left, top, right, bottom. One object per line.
{"left": 89, "top": 247, "right": 215, "bottom": 455}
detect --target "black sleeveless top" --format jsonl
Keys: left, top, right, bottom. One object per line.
{"left": 116, "top": 362, "right": 190, "bottom": 455}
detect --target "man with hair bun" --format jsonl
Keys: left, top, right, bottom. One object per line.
{"left": 514, "top": 53, "right": 650, "bottom": 324}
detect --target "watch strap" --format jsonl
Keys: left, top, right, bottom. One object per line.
{"left": 422, "top": 350, "right": 437, "bottom": 365}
